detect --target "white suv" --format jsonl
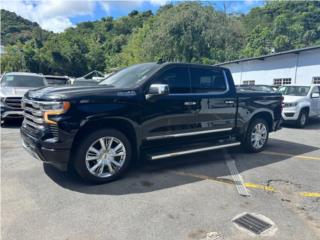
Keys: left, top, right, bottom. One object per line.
{"left": 279, "top": 85, "right": 320, "bottom": 128}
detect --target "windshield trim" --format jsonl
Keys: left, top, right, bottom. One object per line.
{"left": 99, "top": 63, "right": 162, "bottom": 88}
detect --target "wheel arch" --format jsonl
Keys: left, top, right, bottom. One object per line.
{"left": 70, "top": 117, "right": 140, "bottom": 166}
{"left": 247, "top": 110, "right": 274, "bottom": 132}
{"left": 300, "top": 106, "right": 310, "bottom": 116}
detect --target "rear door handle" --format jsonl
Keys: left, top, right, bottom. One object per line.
{"left": 224, "top": 100, "right": 235, "bottom": 104}
{"left": 184, "top": 101, "right": 197, "bottom": 106}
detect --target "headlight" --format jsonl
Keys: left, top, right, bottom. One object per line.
{"left": 41, "top": 101, "right": 71, "bottom": 124}
{"left": 284, "top": 102, "right": 298, "bottom": 108}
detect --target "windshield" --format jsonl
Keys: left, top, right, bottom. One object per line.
{"left": 237, "top": 85, "right": 275, "bottom": 92}
{"left": 99, "top": 63, "right": 159, "bottom": 88}
{"left": 278, "top": 86, "right": 310, "bottom": 96}
{"left": 1, "top": 75, "right": 45, "bottom": 88}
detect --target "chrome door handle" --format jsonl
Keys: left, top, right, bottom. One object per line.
{"left": 184, "top": 101, "right": 197, "bottom": 106}
{"left": 224, "top": 100, "right": 235, "bottom": 104}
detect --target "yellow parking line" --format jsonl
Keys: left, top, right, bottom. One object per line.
{"left": 299, "top": 192, "right": 320, "bottom": 198}
{"left": 244, "top": 182, "right": 276, "bottom": 192}
{"left": 262, "top": 151, "right": 320, "bottom": 161}
{"left": 170, "top": 171, "right": 319, "bottom": 198}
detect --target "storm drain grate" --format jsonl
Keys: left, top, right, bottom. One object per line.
{"left": 233, "top": 213, "right": 272, "bottom": 235}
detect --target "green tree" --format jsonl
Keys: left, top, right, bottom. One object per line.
{"left": 1, "top": 45, "right": 27, "bottom": 72}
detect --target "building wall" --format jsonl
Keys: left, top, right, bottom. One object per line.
{"left": 220, "top": 48, "right": 320, "bottom": 85}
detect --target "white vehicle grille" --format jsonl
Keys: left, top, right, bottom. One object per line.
{"left": 4, "top": 97, "right": 22, "bottom": 109}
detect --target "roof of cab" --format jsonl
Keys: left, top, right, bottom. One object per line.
{"left": 159, "top": 62, "right": 229, "bottom": 70}
{"left": 5, "top": 72, "right": 43, "bottom": 76}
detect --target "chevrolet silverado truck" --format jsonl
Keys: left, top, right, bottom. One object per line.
{"left": 279, "top": 85, "right": 320, "bottom": 128}
{"left": 1, "top": 72, "right": 47, "bottom": 124}
{"left": 21, "top": 62, "right": 282, "bottom": 183}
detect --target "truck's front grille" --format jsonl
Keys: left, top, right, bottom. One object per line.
{"left": 49, "top": 125, "right": 59, "bottom": 139}
{"left": 22, "top": 99, "right": 44, "bottom": 130}
{"left": 22, "top": 99, "right": 60, "bottom": 140}
{"left": 4, "top": 97, "right": 22, "bottom": 109}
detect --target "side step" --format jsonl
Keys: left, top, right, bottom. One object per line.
{"left": 150, "top": 142, "right": 241, "bottom": 160}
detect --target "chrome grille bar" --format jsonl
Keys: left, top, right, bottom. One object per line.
{"left": 23, "top": 119, "right": 44, "bottom": 130}
{"left": 24, "top": 107, "right": 42, "bottom": 116}
{"left": 23, "top": 112, "right": 44, "bottom": 124}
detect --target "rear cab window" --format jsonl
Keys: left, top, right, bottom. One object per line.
{"left": 190, "top": 67, "right": 227, "bottom": 93}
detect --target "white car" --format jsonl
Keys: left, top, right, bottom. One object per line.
{"left": 279, "top": 85, "right": 320, "bottom": 127}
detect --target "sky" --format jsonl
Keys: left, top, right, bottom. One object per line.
{"left": 1, "top": 0, "right": 265, "bottom": 33}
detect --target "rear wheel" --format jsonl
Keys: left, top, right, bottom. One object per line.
{"left": 296, "top": 109, "right": 308, "bottom": 128}
{"left": 242, "top": 118, "right": 269, "bottom": 153}
{"left": 73, "top": 129, "right": 132, "bottom": 184}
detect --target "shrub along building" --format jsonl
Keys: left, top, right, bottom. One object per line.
{"left": 217, "top": 45, "right": 320, "bottom": 86}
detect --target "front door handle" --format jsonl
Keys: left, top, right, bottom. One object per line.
{"left": 184, "top": 101, "right": 197, "bottom": 106}
{"left": 224, "top": 100, "right": 235, "bottom": 104}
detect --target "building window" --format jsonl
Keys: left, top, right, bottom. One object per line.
{"left": 273, "top": 79, "right": 282, "bottom": 86}
{"left": 273, "top": 78, "right": 292, "bottom": 86}
{"left": 243, "top": 80, "right": 255, "bottom": 85}
{"left": 313, "top": 77, "right": 320, "bottom": 84}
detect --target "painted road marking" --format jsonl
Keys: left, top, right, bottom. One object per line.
{"left": 244, "top": 182, "right": 276, "bottom": 192}
{"left": 262, "top": 151, "right": 320, "bottom": 161}
{"left": 170, "top": 171, "right": 319, "bottom": 198}
{"left": 299, "top": 192, "right": 320, "bottom": 198}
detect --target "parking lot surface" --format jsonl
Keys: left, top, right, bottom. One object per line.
{"left": 1, "top": 119, "right": 320, "bottom": 240}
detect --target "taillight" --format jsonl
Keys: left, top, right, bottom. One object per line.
{"left": 280, "top": 96, "right": 284, "bottom": 112}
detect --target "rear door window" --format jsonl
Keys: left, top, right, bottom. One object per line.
{"left": 190, "top": 68, "right": 227, "bottom": 93}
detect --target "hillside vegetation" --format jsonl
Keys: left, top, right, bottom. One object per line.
{"left": 1, "top": 1, "right": 320, "bottom": 76}
{"left": 1, "top": 9, "right": 50, "bottom": 46}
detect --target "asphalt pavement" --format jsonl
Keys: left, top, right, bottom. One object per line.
{"left": 1, "top": 118, "right": 320, "bottom": 240}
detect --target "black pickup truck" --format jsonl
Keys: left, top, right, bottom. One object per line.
{"left": 21, "top": 62, "right": 282, "bottom": 183}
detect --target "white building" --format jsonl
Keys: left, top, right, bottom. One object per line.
{"left": 217, "top": 45, "right": 320, "bottom": 86}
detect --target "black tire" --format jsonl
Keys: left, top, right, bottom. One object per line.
{"left": 73, "top": 129, "right": 132, "bottom": 184}
{"left": 296, "top": 109, "right": 308, "bottom": 128}
{"left": 242, "top": 118, "right": 269, "bottom": 153}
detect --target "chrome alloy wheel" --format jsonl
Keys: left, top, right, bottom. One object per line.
{"left": 251, "top": 123, "right": 267, "bottom": 150}
{"left": 85, "top": 137, "right": 126, "bottom": 178}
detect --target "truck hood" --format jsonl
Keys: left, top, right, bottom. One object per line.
{"left": 0, "top": 87, "right": 31, "bottom": 98}
{"left": 26, "top": 85, "right": 134, "bottom": 100}
{"left": 283, "top": 95, "right": 307, "bottom": 103}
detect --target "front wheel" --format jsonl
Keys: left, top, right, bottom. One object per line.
{"left": 242, "top": 118, "right": 269, "bottom": 153}
{"left": 296, "top": 110, "right": 308, "bottom": 128}
{"left": 73, "top": 129, "right": 132, "bottom": 184}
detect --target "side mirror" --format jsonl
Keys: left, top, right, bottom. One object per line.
{"left": 146, "top": 84, "right": 169, "bottom": 100}
{"left": 311, "top": 92, "right": 320, "bottom": 98}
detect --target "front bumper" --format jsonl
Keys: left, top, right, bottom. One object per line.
{"left": 1, "top": 106, "right": 24, "bottom": 119}
{"left": 281, "top": 107, "right": 299, "bottom": 121}
{"left": 20, "top": 126, "right": 72, "bottom": 171}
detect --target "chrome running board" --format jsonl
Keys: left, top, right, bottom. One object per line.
{"left": 150, "top": 142, "right": 241, "bottom": 160}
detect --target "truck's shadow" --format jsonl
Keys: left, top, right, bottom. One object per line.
{"left": 44, "top": 138, "right": 319, "bottom": 195}
{"left": 1, "top": 119, "right": 23, "bottom": 128}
